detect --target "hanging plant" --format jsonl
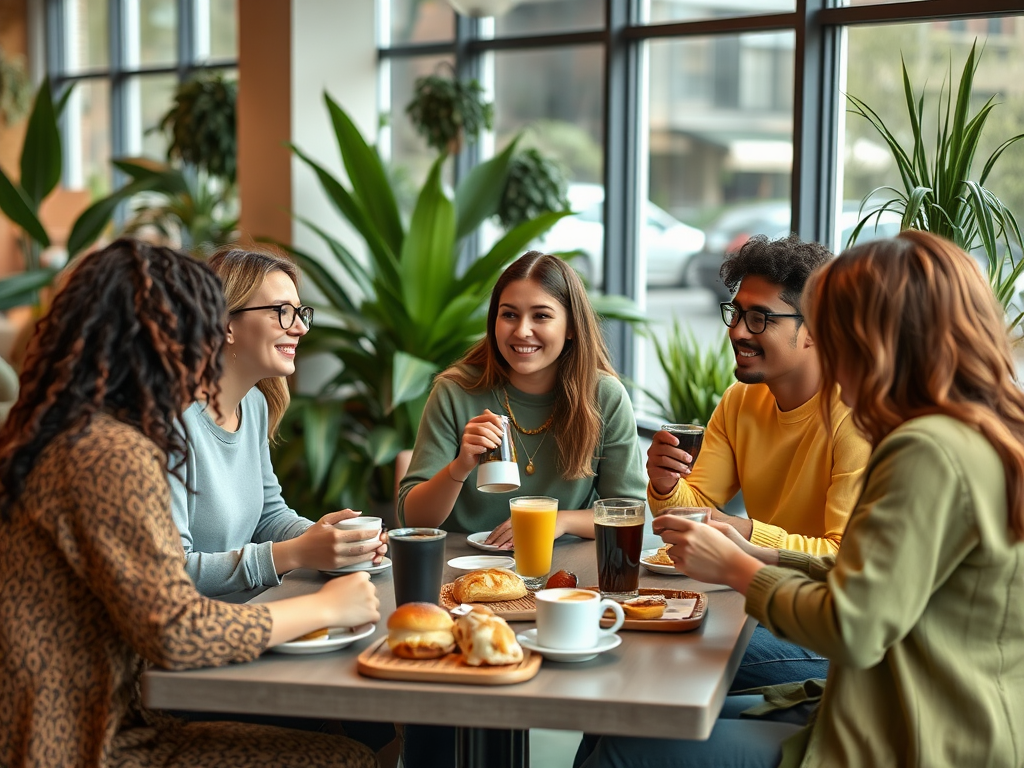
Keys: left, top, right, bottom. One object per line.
{"left": 0, "top": 46, "right": 32, "bottom": 126}
{"left": 497, "top": 147, "right": 569, "bottom": 231}
{"left": 405, "top": 72, "right": 493, "bottom": 155}
{"left": 157, "top": 71, "right": 237, "bottom": 183}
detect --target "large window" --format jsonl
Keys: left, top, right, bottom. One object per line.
{"left": 47, "top": 0, "right": 238, "bottom": 195}
{"left": 378, "top": 1, "right": 1021, "bottom": 423}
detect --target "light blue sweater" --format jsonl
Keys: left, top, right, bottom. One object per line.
{"left": 169, "top": 388, "right": 311, "bottom": 596}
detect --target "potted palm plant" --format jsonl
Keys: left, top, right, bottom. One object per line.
{"left": 847, "top": 41, "right": 1024, "bottom": 332}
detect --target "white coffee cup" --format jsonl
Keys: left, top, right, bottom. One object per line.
{"left": 477, "top": 460, "right": 521, "bottom": 493}
{"left": 333, "top": 516, "right": 383, "bottom": 569}
{"left": 535, "top": 588, "right": 625, "bottom": 650}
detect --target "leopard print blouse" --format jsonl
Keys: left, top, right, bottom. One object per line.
{"left": 0, "top": 415, "right": 374, "bottom": 768}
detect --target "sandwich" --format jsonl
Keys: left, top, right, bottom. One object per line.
{"left": 452, "top": 605, "right": 524, "bottom": 666}
{"left": 387, "top": 602, "right": 456, "bottom": 659}
{"left": 452, "top": 568, "right": 528, "bottom": 603}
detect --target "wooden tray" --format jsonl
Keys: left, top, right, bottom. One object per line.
{"left": 583, "top": 587, "right": 708, "bottom": 633}
{"left": 440, "top": 582, "right": 536, "bottom": 621}
{"left": 357, "top": 637, "right": 541, "bottom": 685}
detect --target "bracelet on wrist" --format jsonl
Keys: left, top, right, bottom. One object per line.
{"left": 447, "top": 463, "right": 465, "bottom": 484}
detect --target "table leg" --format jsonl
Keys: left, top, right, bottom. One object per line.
{"left": 455, "top": 727, "right": 529, "bottom": 768}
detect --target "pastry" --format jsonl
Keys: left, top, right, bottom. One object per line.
{"left": 452, "top": 605, "right": 524, "bottom": 666}
{"left": 646, "top": 545, "right": 674, "bottom": 566}
{"left": 387, "top": 602, "right": 456, "bottom": 659}
{"left": 452, "top": 568, "right": 528, "bottom": 603}
{"left": 295, "top": 627, "right": 329, "bottom": 642}
{"left": 622, "top": 595, "right": 667, "bottom": 620}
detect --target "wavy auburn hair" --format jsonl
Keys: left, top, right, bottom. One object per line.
{"left": 0, "top": 239, "right": 227, "bottom": 518}
{"left": 438, "top": 251, "right": 615, "bottom": 479}
{"left": 207, "top": 246, "right": 299, "bottom": 442}
{"left": 804, "top": 230, "right": 1024, "bottom": 539}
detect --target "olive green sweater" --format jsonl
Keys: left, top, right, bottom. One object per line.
{"left": 397, "top": 371, "right": 647, "bottom": 533}
{"left": 746, "top": 415, "right": 1024, "bottom": 768}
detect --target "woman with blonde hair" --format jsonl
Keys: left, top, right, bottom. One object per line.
{"left": 399, "top": 250, "right": 646, "bottom": 545}
{"left": 170, "top": 247, "right": 386, "bottom": 597}
{"left": 580, "top": 230, "right": 1024, "bottom": 768}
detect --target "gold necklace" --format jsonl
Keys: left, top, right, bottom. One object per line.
{"left": 502, "top": 389, "right": 554, "bottom": 435}
{"left": 511, "top": 429, "right": 549, "bottom": 476}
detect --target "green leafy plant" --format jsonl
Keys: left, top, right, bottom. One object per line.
{"left": 272, "top": 94, "right": 570, "bottom": 514}
{"left": 847, "top": 41, "right": 1024, "bottom": 330}
{"left": 497, "top": 147, "right": 569, "bottom": 231}
{"left": 637, "top": 324, "right": 733, "bottom": 427}
{"left": 405, "top": 72, "right": 493, "bottom": 155}
{"left": 0, "top": 78, "right": 160, "bottom": 309}
{"left": 114, "top": 158, "right": 239, "bottom": 256}
{"left": 0, "top": 45, "right": 32, "bottom": 125}
{"left": 157, "top": 71, "right": 238, "bottom": 183}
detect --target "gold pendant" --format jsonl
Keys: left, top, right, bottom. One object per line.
{"left": 526, "top": 460, "right": 535, "bottom": 475}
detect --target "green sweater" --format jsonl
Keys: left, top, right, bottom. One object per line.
{"left": 746, "top": 415, "right": 1024, "bottom": 768}
{"left": 397, "top": 372, "right": 647, "bottom": 533}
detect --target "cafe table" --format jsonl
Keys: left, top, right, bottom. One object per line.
{"left": 143, "top": 533, "right": 755, "bottom": 768}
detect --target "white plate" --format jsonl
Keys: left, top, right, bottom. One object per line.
{"left": 640, "top": 548, "right": 687, "bottom": 576}
{"left": 271, "top": 623, "right": 376, "bottom": 655}
{"left": 447, "top": 555, "right": 516, "bottom": 571}
{"left": 467, "top": 531, "right": 513, "bottom": 553}
{"left": 516, "top": 628, "right": 622, "bottom": 663}
{"left": 321, "top": 556, "right": 392, "bottom": 577}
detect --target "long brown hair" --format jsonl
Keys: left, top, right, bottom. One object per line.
{"left": 438, "top": 251, "right": 615, "bottom": 479}
{"left": 804, "top": 230, "right": 1024, "bottom": 539}
{"left": 0, "top": 239, "right": 227, "bottom": 517}
{"left": 207, "top": 246, "right": 299, "bottom": 441}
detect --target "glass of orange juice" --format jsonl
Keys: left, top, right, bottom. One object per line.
{"left": 510, "top": 496, "right": 559, "bottom": 590}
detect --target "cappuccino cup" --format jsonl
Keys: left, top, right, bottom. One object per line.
{"left": 535, "top": 588, "right": 625, "bottom": 650}
{"left": 333, "top": 516, "right": 382, "bottom": 569}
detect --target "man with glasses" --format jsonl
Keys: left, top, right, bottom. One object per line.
{"left": 646, "top": 234, "right": 871, "bottom": 689}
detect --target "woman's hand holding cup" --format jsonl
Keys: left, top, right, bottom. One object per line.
{"left": 452, "top": 409, "right": 505, "bottom": 480}
{"left": 652, "top": 512, "right": 763, "bottom": 591}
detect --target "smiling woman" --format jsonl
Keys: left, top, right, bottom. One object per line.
{"left": 167, "top": 247, "right": 389, "bottom": 598}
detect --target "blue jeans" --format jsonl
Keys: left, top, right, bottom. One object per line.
{"left": 730, "top": 624, "right": 828, "bottom": 692}
{"left": 574, "top": 695, "right": 809, "bottom": 768}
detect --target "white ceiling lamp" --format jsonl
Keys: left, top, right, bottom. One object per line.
{"left": 445, "top": 0, "right": 519, "bottom": 17}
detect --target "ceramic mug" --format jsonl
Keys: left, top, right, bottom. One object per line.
{"left": 333, "top": 516, "right": 383, "bottom": 569}
{"left": 534, "top": 588, "right": 625, "bottom": 650}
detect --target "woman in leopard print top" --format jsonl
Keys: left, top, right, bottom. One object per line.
{"left": 0, "top": 240, "right": 379, "bottom": 768}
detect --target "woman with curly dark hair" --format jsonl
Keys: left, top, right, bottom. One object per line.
{"left": 0, "top": 239, "right": 378, "bottom": 768}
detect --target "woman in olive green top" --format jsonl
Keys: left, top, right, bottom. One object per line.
{"left": 581, "top": 231, "right": 1024, "bottom": 768}
{"left": 399, "top": 250, "right": 646, "bottom": 544}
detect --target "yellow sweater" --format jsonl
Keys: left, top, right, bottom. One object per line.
{"left": 648, "top": 383, "right": 870, "bottom": 555}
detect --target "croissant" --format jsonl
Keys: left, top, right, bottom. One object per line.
{"left": 453, "top": 605, "right": 524, "bottom": 666}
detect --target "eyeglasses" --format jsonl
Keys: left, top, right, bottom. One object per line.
{"left": 720, "top": 302, "right": 801, "bottom": 335}
{"left": 230, "top": 303, "right": 314, "bottom": 330}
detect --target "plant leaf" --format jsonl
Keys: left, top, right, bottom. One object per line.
{"left": 0, "top": 268, "right": 59, "bottom": 311}
{"left": 401, "top": 156, "right": 456, "bottom": 326}
{"left": 302, "top": 400, "right": 343, "bottom": 490}
{"left": 367, "top": 425, "right": 403, "bottom": 468}
{"left": 20, "top": 77, "right": 62, "bottom": 206}
{"left": 391, "top": 350, "right": 439, "bottom": 411}
{"left": 0, "top": 166, "right": 48, "bottom": 247}
{"left": 67, "top": 176, "right": 160, "bottom": 257}
{"left": 454, "top": 135, "right": 519, "bottom": 240}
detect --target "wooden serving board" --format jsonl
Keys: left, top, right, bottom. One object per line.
{"left": 357, "top": 637, "right": 541, "bottom": 685}
{"left": 583, "top": 587, "right": 708, "bottom": 633}
{"left": 440, "top": 582, "right": 537, "bottom": 621}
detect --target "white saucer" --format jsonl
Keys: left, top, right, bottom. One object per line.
{"left": 271, "top": 623, "right": 375, "bottom": 655}
{"left": 447, "top": 555, "right": 516, "bottom": 571}
{"left": 516, "top": 628, "right": 622, "bottom": 663}
{"left": 321, "top": 556, "right": 392, "bottom": 577}
{"left": 467, "top": 531, "right": 513, "bottom": 553}
{"left": 640, "top": 549, "right": 686, "bottom": 576}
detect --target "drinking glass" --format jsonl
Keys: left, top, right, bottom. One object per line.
{"left": 509, "top": 496, "right": 558, "bottom": 590}
{"left": 662, "top": 424, "right": 705, "bottom": 469}
{"left": 389, "top": 527, "right": 447, "bottom": 605}
{"left": 593, "top": 498, "right": 646, "bottom": 600}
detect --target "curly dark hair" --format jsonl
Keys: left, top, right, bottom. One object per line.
{"left": 0, "top": 239, "right": 227, "bottom": 518}
{"left": 720, "top": 234, "right": 833, "bottom": 311}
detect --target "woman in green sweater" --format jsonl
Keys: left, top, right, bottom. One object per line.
{"left": 580, "top": 231, "right": 1024, "bottom": 768}
{"left": 398, "top": 250, "right": 646, "bottom": 545}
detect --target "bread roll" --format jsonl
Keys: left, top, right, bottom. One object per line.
{"left": 387, "top": 602, "right": 456, "bottom": 659}
{"left": 452, "top": 568, "right": 528, "bottom": 603}
{"left": 622, "top": 595, "right": 667, "bottom": 620}
{"left": 453, "top": 605, "right": 524, "bottom": 666}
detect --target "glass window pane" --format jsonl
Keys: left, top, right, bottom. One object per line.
{"left": 387, "top": 0, "right": 455, "bottom": 46}
{"left": 638, "top": 32, "right": 795, "bottom": 420}
{"left": 642, "top": 0, "right": 793, "bottom": 25}
{"left": 126, "top": 0, "right": 178, "bottom": 68}
{"left": 65, "top": 0, "right": 109, "bottom": 73}
{"left": 493, "top": 46, "right": 605, "bottom": 285}
{"left": 208, "top": 0, "right": 238, "bottom": 59}
{"left": 66, "top": 79, "right": 112, "bottom": 197}
{"left": 494, "top": 0, "right": 604, "bottom": 36}
{"left": 124, "top": 74, "right": 178, "bottom": 159}
{"left": 386, "top": 55, "right": 456, "bottom": 210}
{"left": 840, "top": 19, "right": 1024, "bottom": 254}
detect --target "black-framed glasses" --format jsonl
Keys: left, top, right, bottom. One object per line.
{"left": 720, "top": 302, "right": 801, "bottom": 335}
{"left": 231, "top": 303, "right": 314, "bottom": 330}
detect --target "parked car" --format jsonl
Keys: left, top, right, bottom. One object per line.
{"left": 535, "top": 183, "right": 706, "bottom": 288}
{"left": 686, "top": 201, "right": 902, "bottom": 300}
